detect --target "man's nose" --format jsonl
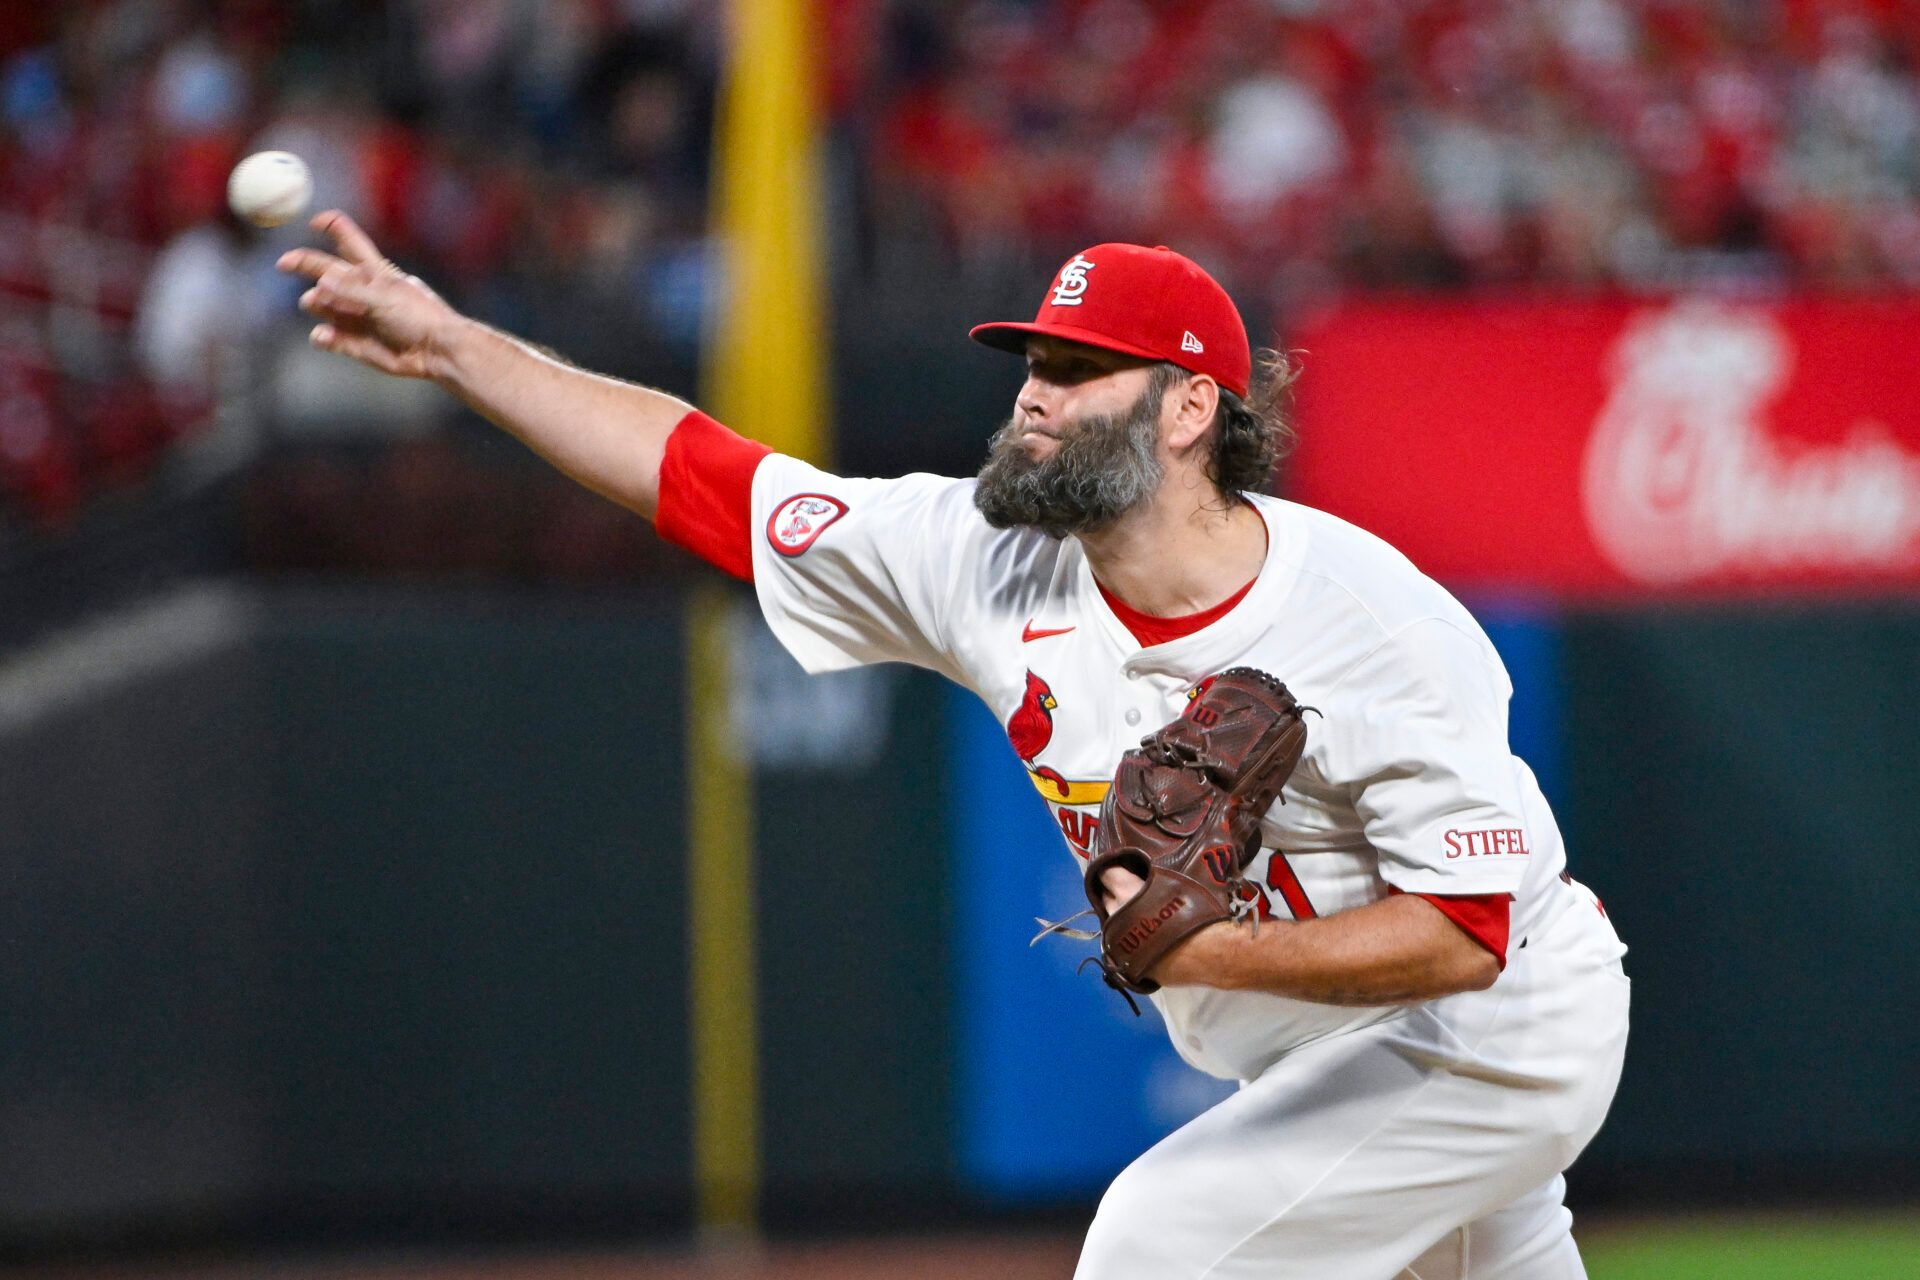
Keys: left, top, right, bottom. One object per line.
{"left": 1018, "top": 375, "right": 1052, "bottom": 421}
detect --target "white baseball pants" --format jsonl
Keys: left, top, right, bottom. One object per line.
{"left": 1074, "top": 895, "right": 1630, "bottom": 1279}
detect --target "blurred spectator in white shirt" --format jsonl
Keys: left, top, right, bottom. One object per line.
{"left": 134, "top": 217, "right": 248, "bottom": 402}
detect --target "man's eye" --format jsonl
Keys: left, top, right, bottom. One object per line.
{"left": 1027, "top": 356, "right": 1097, "bottom": 380}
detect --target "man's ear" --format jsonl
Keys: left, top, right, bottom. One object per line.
{"left": 1165, "top": 373, "right": 1220, "bottom": 452}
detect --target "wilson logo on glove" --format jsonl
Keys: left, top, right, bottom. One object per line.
{"left": 1201, "top": 845, "right": 1236, "bottom": 884}
{"left": 1115, "top": 897, "right": 1187, "bottom": 955}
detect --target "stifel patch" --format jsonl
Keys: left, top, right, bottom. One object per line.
{"left": 1443, "top": 827, "right": 1532, "bottom": 858}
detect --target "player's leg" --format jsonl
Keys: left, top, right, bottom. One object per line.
{"left": 1189, "top": 909, "right": 1626, "bottom": 1280}
{"left": 1187, "top": 991, "right": 1620, "bottom": 1280}
{"left": 1074, "top": 1008, "right": 1442, "bottom": 1280}
{"left": 1397, "top": 1175, "right": 1585, "bottom": 1280}
{"left": 1074, "top": 903, "right": 1627, "bottom": 1280}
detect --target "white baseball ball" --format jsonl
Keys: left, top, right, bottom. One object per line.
{"left": 226, "top": 151, "right": 313, "bottom": 229}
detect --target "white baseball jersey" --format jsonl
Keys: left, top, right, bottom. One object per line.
{"left": 750, "top": 454, "right": 1622, "bottom": 1084}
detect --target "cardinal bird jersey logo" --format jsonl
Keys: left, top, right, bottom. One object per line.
{"left": 1006, "top": 670, "right": 1057, "bottom": 760}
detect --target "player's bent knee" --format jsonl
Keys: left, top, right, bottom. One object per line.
{"left": 1076, "top": 1163, "right": 1197, "bottom": 1280}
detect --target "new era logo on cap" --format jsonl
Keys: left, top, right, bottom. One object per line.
{"left": 968, "top": 243, "right": 1252, "bottom": 397}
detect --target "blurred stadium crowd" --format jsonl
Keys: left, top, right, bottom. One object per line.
{"left": 3, "top": 0, "right": 1919, "bottom": 540}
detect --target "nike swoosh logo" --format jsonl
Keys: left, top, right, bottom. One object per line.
{"left": 1022, "top": 621, "right": 1076, "bottom": 643}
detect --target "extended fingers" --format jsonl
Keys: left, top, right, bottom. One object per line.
{"left": 277, "top": 246, "right": 347, "bottom": 281}
{"left": 299, "top": 265, "right": 373, "bottom": 319}
{"left": 278, "top": 210, "right": 387, "bottom": 283}
{"left": 299, "top": 287, "right": 368, "bottom": 321}
{"left": 313, "top": 209, "right": 385, "bottom": 266}
{"left": 309, "top": 323, "right": 408, "bottom": 375}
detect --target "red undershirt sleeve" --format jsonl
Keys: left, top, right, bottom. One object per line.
{"left": 1390, "top": 888, "right": 1512, "bottom": 970}
{"left": 654, "top": 409, "right": 773, "bottom": 582}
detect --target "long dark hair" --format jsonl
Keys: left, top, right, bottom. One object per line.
{"left": 1146, "top": 348, "right": 1300, "bottom": 495}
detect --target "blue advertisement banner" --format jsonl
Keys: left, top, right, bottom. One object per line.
{"left": 1470, "top": 600, "right": 1568, "bottom": 818}
{"left": 947, "top": 684, "right": 1234, "bottom": 1202}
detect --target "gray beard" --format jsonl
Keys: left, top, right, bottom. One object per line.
{"left": 972, "top": 385, "right": 1164, "bottom": 539}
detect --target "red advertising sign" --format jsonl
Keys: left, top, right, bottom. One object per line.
{"left": 1286, "top": 297, "right": 1920, "bottom": 598}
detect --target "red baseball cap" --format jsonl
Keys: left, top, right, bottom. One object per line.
{"left": 969, "top": 243, "right": 1251, "bottom": 398}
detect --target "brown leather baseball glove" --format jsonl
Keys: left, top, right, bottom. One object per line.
{"left": 1083, "top": 668, "right": 1313, "bottom": 1009}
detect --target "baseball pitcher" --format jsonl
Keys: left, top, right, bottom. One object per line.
{"left": 282, "top": 214, "right": 1629, "bottom": 1279}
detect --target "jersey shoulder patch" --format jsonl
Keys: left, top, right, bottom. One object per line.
{"left": 766, "top": 493, "right": 849, "bottom": 557}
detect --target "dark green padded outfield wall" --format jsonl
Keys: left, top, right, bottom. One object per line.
{"left": 1562, "top": 603, "right": 1920, "bottom": 1198}
{"left": 0, "top": 585, "right": 957, "bottom": 1247}
{"left": 0, "top": 588, "right": 702, "bottom": 1241}
{"left": 2, "top": 586, "right": 1916, "bottom": 1249}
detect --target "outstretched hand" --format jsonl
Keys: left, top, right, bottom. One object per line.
{"left": 277, "top": 210, "right": 459, "bottom": 379}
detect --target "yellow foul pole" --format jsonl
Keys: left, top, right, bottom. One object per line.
{"left": 704, "top": 0, "right": 830, "bottom": 463}
{"left": 685, "top": 587, "right": 757, "bottom": 1239}
{"left": 689, "top": 0, "right": 829, "bottom": 1243}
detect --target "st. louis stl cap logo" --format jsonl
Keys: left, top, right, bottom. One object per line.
{"left": 1050, "top": 254, "right": 1096, "bottom": 306}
